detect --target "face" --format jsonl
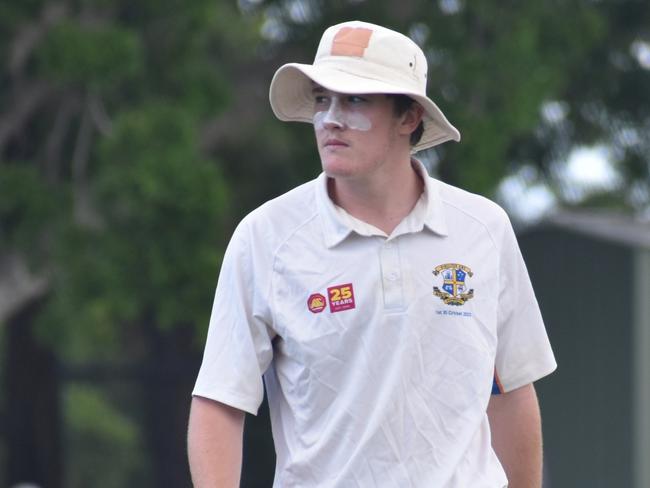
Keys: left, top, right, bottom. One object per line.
{"left": 311, "top": 85, "right": 410, "bottom": 181}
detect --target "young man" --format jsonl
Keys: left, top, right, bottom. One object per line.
{"left": 188, "top": 21, "right": 556, "bottom": 488}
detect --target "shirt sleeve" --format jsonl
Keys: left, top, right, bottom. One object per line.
{"left": 192, "top": 219, "right": 275, "bottom": 415}
{"left": 493, "top": 215, "right": 557, "bottom": 393}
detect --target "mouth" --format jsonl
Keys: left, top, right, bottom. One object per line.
{"left": 324, "top": 138, "right": 349, "bottom": 148}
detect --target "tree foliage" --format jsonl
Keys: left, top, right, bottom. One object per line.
{"left": 0, "top": 0, "right": 257, "bottom": 350}
{"left": 1, "top": 0, "right": 649, "bottom": 486}
{"left": 0, "top": 1, "right": 259, "bottom": 485}
{"left": 241, "top": 0, "right": 650, "bottom": 211}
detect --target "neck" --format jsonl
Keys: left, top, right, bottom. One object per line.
{"left": 328, "top": 157, "right": 423, "bottom": 235}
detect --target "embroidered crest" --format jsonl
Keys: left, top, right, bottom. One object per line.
{"left": 433, "top": 263, "right": 474, "bottom": 306}
{"left": 307, "top": 293, "right": 327, "bottom": 313}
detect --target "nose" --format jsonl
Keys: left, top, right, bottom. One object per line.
{"left": 322, "top": 98, "right": 345, "bottom": 130}
{"left": 323, "top": 114, "right": 343, "bottom": 130}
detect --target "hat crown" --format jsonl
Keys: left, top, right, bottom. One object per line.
{"left": 314, "top": 21, "right": 428, "bottom": 93}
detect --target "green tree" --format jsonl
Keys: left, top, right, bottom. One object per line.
{"left": 1, "top": 1, "right": 649, "bottom": 486}
{"left": 0, "top": 1, "right": 260, "bottom": 486}
{"left": 234, "top": 0, "right": 649, "bottom": 213}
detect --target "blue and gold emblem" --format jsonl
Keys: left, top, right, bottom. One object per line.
{"left": 433, "top": 263, "right": 474, "bottom": 306}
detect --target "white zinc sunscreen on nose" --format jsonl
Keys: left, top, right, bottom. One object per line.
{"left": 313, "top": 95, "right": 372, "bottom": 131}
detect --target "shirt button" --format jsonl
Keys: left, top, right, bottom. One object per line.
{"left": 386, "top": 272, "right": 399, "bottom": 281}
{"left": 384, "top": 241, "right": 393, "bottom": 249}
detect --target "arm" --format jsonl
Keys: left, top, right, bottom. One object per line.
{"left": 487, "top": 383, "right": 543, "bottom": 488}
{"left": 188, "top": 396, "right": 245, "bottom": 488}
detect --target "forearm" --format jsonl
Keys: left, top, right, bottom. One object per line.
{"left": 487, "top": 383, "right": 543, "bottom": 488}
{"left": 188, "top": 396, "right": 245, "bottom": 488}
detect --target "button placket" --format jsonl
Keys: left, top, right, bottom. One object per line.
{"left": 380, "top": 239, "right": 404, "bottom": 311}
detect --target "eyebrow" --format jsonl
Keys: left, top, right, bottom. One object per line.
{"left": 311, "top": 84, "right": 325, "bottom": 94}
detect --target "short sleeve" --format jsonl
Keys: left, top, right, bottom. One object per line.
{"left": 493, "top": 216, "right": 557, "bottom": 393}
{"left": 192, "top": 220, "right": 275, "bottom": 415}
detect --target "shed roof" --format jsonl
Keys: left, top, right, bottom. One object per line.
{"left": 529, "top": 209, "right": 650, "bottom": 249}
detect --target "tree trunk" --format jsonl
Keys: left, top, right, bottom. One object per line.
{"left": 4, "top": 296, "right": 62, "bottom": 488}
{"left": 140, "top": 320, "right": 200, "bottom": 488}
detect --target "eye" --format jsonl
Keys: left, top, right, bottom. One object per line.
{"left": 314, "top": 95, "right": 329, "bottom": 105}
{"left": 347, "top": 95, "right": 367, "bottom": 103}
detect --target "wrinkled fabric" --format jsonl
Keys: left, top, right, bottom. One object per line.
{"left": 193, "top": 160, "right": 556, "bottom": 487}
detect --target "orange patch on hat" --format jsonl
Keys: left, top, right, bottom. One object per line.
{"left": 330, "top": 27, "right": 373, "bottom": 57}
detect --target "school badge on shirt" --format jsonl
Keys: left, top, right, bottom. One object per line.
{"left": 432, "top": 263, "right": 474, "bottom": 306}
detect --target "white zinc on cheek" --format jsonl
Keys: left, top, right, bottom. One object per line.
{"left": 312, "top": 95, "right": 372, "bottom": 131}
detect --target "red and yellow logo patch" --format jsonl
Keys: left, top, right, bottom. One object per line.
{"left": 307, "top": 293, "right": 327, "bottom": 314}
{"left": 328, "top": 283, "right": 355, "bottom": 313}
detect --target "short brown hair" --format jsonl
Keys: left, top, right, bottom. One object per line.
{"left": 388, "top": 95, "right": 424, "bottom": 147}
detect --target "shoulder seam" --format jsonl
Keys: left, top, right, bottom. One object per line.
{"left": 271, "top": 211, "right": 320, "bottom": 260}
{"left": 267, "top": 210, "right": 321, "bottom": 328}
{"left": 440, "top": 198, "right": 502, "bottom": 252}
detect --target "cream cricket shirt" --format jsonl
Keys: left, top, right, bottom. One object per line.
{"left": 193, "top": 160, "right": 557, "bottom": 488}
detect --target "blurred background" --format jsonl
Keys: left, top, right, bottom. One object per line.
{"left": 0, "top": 0, "right": 648, "bottom": 487}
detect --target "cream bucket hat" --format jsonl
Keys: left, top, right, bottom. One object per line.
{"left": 269, "top": 20, "right": 461, "bottom": 152}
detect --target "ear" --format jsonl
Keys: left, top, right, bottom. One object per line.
{"left": 398, "top": 103, "right": 424, "bottom": 136}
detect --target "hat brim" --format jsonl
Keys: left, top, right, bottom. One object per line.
{"left": 269, "top": 63, "right": 461, "bottom": 152}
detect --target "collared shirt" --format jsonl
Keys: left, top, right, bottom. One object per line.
{"left": 193, "top": 160, "right": 556, "bottom": 488}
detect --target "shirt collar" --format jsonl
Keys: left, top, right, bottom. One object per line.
{"left": 315, "top": 173, "right": 353, "bottom": 248}
{"left": 315, "top": 158, "right": 448, "bottom": 248}
{"left": 408, "top": 158, "right": 449, "bottom": 237}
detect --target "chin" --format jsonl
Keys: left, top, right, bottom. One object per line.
{"left": 321, "top": 157, "right": 355, "bottom": 179}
